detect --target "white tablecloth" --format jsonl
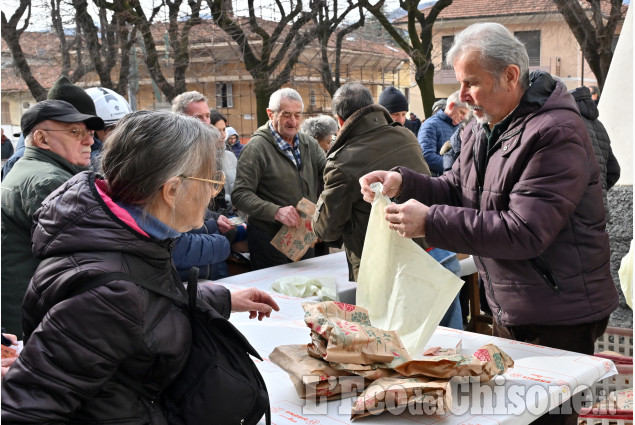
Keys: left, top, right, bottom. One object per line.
{"left": 203, "top": 253, "right": 617, "bottom": 424}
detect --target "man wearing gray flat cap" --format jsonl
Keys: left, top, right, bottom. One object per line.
{"left": 1, "top": 100, "right": 104, "bottom": 336}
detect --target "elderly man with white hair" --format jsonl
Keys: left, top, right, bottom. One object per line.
{"left": 232, "top": 88, "right": 326, "bottom": 270}
{"left": 360, "top": 23, "right": 617, "bottom": 424}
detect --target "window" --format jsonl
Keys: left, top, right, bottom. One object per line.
{"left": 441, "top": 35, "right": 454, "bottom": 69}
{"left": 215, "top": 82, "right": 233, "bottom": 108}
{"left": 309, "top": 89, "right": 316, "bottom": 107}
{"left": 514, "top": 31, "right": 541, "bottom": 66}
{"left": 1, "top": 102, "right": 11, "bottom": 125}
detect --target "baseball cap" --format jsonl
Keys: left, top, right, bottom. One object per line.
{"left": 21, "top": 100, "right": 105, "bottom": 136}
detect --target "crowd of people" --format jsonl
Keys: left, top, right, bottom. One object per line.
{"left": 0, "top": 21, "right": 621, "bottom": 425}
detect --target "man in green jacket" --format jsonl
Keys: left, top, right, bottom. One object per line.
{"left": 1, "top": 100, "right": 104, "bottom": 335}
{"left": 231, "top": 88, "right": 326, "bottom": 270}
{"left": 313, "top": 82, "right": 432, "bottom": 281}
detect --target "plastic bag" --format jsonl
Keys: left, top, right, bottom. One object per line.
{"left": 618, "top": 239, "right": 633, "bottom": 309}
{"left": 356, "top": 183, "right": 464, "bottom": 356}
{"left": 271, "top": 276, "right": 337, "bottom": 301}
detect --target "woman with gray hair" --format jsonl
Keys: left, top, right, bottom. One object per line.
{"left": 301, "top": 115, "right": 338, "bottom": 153}
{"left": 1, "top": 110, "right": 278, "bottom": 422}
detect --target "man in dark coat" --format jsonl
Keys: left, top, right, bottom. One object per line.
{"left": 405, "top": 112, "right": 422, "bottom": 136}
{"left": 360, "top": 23, "right": 617, "bottom": 424}
{"left": 570, "top": 85, "right": 620, "bottom": 218}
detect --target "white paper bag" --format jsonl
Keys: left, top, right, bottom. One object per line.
{"left": 356, "top": 183, "right": 464, "bottom": 356}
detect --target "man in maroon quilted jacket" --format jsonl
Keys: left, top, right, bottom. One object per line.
{"left": 360, "top": 22, "right": 618, "bottom": 425}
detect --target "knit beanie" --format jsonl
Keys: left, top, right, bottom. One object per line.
{"left": 47, "top": 76, "right": 96, "bottom": 116}
{"left": 378, "top": 86, "right": 409, "bottom": 114}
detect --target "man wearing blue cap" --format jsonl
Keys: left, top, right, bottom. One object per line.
{"left": 1, "top": 100, "right": 104, "bottom": 336}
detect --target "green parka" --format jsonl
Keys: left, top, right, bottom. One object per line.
{"left": 313, "top": 104, "right": 431, "bottom": 281}
{"left": 231, "top": 123, "right": 326, "bottom": 236}
{"left": 1, "top": 147, "right": 87, "bottom": 335}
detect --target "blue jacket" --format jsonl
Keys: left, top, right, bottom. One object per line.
{"left": 172, "top": 211, "right": 231, "bottom": 281}
{"left": 418, "top": 110, "right": 459, "bottom": 176}
{"left": 2, "top": 134, "right": 25, "bottom": 180}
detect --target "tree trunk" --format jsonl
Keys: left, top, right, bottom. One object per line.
{"left": 254, "top": 82, "right": 275, "bottom": 126}
{"left": 1, "top": 14, "right": 47, "bottom": 101}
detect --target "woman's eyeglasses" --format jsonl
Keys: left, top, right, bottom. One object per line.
{"left": 179, "top": 170, "right": 225, "bottom": 198}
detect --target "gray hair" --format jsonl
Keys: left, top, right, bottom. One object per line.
{"left": 268, "top": 88, "right": 304, "bottom": 112}
{"left": 446, "top": 23, "right": 530, "bottom": 90}
{"left": 172, "top": 91, "right": 208, "bottom": 114}
{"left": 24, "top": 132, "right": 35, "bottom": 147}
{"left": 331, "top": 82, "right": 374, "bottom": 122}
{"left": 301, "top": 115, "right": 338, "bottom": 141}
{"left": 447, "top": 91, "right": 468, "bottom": 109}
{"left": 101, "top": 110, "right": 219, "bottom": 210}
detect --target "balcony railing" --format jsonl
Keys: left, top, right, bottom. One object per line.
{"left": 434, "top": 64, "right": 551, "bottom": 85}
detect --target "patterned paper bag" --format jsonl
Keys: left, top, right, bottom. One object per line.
{"left": 270, "top": 198, "right": 318, "bottom": 261}
{"left": 269, "top": 344, "right": 367, "bottom": 400}
{"left": 302, "top": 301, "right": 412, "bottom": 368}
{"left": 394, "top": 343, "right": 514, "bottom": 382}
{"left": 351, "top": 376, "right": 452, "bottom": 420}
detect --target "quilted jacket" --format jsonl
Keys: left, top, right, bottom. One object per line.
{"left": 1, "top": 171, "right": 231, "bottom": 423}
{"left": 397, "top": 72, "right": 618, "bottom": 327}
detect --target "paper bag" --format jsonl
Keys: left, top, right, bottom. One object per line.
{"left": 302, "top": 301, "right": 412, "bottom": 368}
{"left": 395, "top": 343, "right": 514, "bottom": 382}
{"left": 351, "top": 376, "right": 452, "bottom": 420}
{"left": 356, "top": 183, "right": 464, "bottom": 355}
{"left": 270, "top": 198, "right": 318, "bottom": 261}
{"left": 269, "top": 344, "right": 367, "bottom": 400}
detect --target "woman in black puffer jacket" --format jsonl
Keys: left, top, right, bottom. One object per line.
{"left": 1, "top": 111, "right": 278, "bottom": 423}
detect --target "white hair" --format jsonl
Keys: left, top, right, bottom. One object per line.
{"left": 446, "top": 22, "right": 530, "bottom": 90}
{"left": 268, "top": 88, "right": 304, "bottom": 112}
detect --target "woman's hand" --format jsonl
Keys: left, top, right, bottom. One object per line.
{"left": 231, "top": 288, "right": 280, "bottom": 320}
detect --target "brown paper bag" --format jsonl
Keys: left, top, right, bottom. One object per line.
{"left": 394, "top": 343, "right": 514, "bottom": 382}
{"left": 269, "top": 344, "right": 367, "bottom": 400}
{"left": 303, "top": 301, "right": 412, "bottom": 368}
{"left": 270, "top": 198, "right": 318, "bottom": 261}
{"left": 351, "top": 376, "right": 452, "bottom": 420}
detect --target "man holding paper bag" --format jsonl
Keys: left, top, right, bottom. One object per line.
{"left": 359, "top": 23, "right": 617, "bottom": 357}
{"left": 232, "top": 88, "right": 326, "bottom": 270}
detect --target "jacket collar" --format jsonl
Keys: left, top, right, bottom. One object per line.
{"left": 23, "top": 146, "right": 89, "bottom": 175}
{"left": 329, "top": 104, "right": 393, "bottom": 153}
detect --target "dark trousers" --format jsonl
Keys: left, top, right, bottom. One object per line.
{"left": 493, "top": 316, "right": 610, "bottom": 425}
{"left": 247, "top": 223, "right": 315, "bottom": 271}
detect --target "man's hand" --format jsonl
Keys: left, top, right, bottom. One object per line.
{"left": 231, "top": 288, "right": 280, "bottom": 320}
{"left": 216, "top": 215, "right": 233, "bottom": 233}
{"left": 274, "top": 206, "right": 301, "bottom": 227}
{"left": 384, "top": 199, "right": 429, "bottom": 238}
{"left": 359, "top": 171, "right": 403, "bottom": 203}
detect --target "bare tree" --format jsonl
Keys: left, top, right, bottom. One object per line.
{"left": 207, "top": 0, "right": 317, "bottom": 125}
{"left": 552, "top": 0, "right": 622, "bottom": 91}
{"left": 1, "top": 0, "right": 48, "bottom": 101}
{"left": 362, "top": 0, "right": 452, "bottom": 118}
{"left": 109, "top": 0, "right": 203, "bottom": 102}
{"left": 311, "top": 0, "right": 365, "bottom": 97}
{"left": 71, "top": 0, "right": 136, "bottom": 94}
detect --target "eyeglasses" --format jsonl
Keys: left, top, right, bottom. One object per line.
{"left": 40, "top": 128, "right": 95, "bottom": 140}
{"left": 179, "top": 170, "right": 225, "bottom": 198}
